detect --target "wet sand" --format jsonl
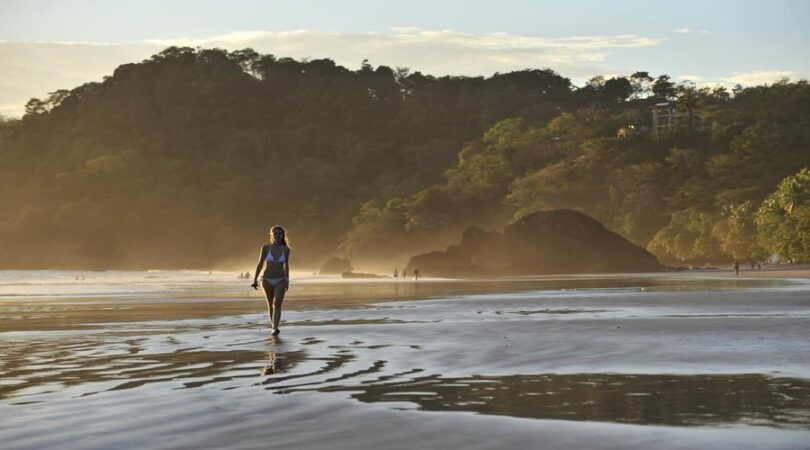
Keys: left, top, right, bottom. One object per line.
{"left": 1, "top": 272, "right": 809, "bottom": 449}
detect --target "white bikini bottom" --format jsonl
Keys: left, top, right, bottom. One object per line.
{"left": 263, "top": 277, "right": 287, "bottom": 287}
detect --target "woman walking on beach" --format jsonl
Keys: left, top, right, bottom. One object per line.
{"left": 252, "top": 226, "right": 290, "bottom": 335}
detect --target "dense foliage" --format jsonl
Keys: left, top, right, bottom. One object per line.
{"left": 755, "top": 168, "right": 810, "bottom": 262}
{"left": 343, "top": 79, "right": 810, "bottom": 266}
{"left": 0, "top": 47, "right": 807, "bottom": 269}
{"left": 0, "top": 47, "right": 572, "bottom": 268}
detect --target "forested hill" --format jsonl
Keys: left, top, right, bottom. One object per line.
{"left": 0, "top": 47, "right": 808, "bottom": 269}
{"left": 0, "top": 46, "right": 575, "bottom": 269}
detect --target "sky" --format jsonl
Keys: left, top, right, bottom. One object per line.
{"left": 1, "top": 0, "right": 809, "bottom": 117}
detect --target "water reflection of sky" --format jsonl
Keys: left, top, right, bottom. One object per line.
{"left": 0, "top": 269, "right": 801, "bottom": 300}
{"left": 299, "top": 372, "right": 810, "bottom": 428}
{"left": 1, "top": 273, "right": 809, "bottom": 435}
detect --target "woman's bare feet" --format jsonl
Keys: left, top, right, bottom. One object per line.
{"left": 271, "top": 328, "right": 280, "bottom": 336}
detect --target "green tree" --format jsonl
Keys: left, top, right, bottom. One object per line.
{"left": 629, "top": 71, "right": 654, "bottom": 99}
{"left": 711, "top": 201, "right": 763, "bottom": 260}
{"left": 603, "top": 77, "right": 633, "bottom": 103}
{"left": 755, "top": 168, "right": 810, "bottom": 262}
{"left": 652, "top": 75, "right": 676, "bottom": 100}
{"left": 648, "top": 208, "right": 724, "bottom": 263}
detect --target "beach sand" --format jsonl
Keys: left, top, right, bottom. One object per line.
{"left": 1, "top": 270, "right": 809, "bottom": 449}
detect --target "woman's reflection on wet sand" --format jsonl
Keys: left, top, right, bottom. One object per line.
{"left": 261, "top": 351, "right": 281, "bottom": 376}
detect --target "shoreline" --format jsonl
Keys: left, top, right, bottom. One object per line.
{"left": 2, "top": 271, "right": 809, "bottom": 449}
{"left": 1, "top": 271, "right": 806, "bottom": 332}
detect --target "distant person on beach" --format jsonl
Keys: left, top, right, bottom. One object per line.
{"left": 414, "top": 268, "right": 420, "bottom": 281}
{"left": 393, "top": 268, "right": 399, "bottom": 279}
{"left": 733, "top": 260, "right": 740, "bottom": 275}
{"left": 251, "top": 226, "right": 291, "bottom": 336}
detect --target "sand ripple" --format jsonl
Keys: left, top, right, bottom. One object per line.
{"left": 2, "top": 276, "right": 810, "bottom": 449}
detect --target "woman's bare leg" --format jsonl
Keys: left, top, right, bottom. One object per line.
{"left": 271, "top": 281, "right": 287, "bottom": 332}
{"left": 261, "top": 279, "right": 276, "bottom": 324}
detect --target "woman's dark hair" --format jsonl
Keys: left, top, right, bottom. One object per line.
{"left": 270, "top": 225, "right": 289, "bottom": 247}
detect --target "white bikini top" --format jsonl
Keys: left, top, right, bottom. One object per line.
{"left": 265, "top": 245, "right": 287, "bottom": 263}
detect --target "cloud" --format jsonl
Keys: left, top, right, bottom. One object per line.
{"left": 675, "top": 70, "right": 807, "bottom": 93}
{"left": 672, "top": 28, "right": 710, "bottom": 35}
{"left": 146, "top": 28, "right": 662, "bottom": 65}
{"left": 724, "top": 70, "right": 799, "bottom": 85}
{"left": 147, "top": 28, "right": 661, "bottom": 51}
{"left": 0, "top": 28, "right": 664, "bottom": 117}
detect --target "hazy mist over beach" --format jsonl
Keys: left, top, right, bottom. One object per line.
{"left": 0, "top": 46, "right": 808, "bottom": 271}
{"left": 2, "top": 2, "right": 809, "bottom": 450}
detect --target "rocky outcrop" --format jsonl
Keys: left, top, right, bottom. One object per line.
{"left": 341, "top": 271, "right": 384, "bottom": 279}
{"left": 404, "top": 227, "right": 505, "bottom": 278}
{"left": 405, "top": 209, "right": 661, "bottom": 277}
{"left": 319, "top": 257, "right": 353, "bottom": 275}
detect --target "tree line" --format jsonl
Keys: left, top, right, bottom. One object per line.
{"left": 0, "top": 47, "right": 807, "bottom": 269}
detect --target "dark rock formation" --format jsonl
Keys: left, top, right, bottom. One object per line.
{"left": 503, "top": 209, "right": 661, "bottom": 274}
{"left": 405, "top": 227, "right": 505, "bottom": 278}
{"left": 341, "top": 271, "right": 384, "bottom": 279}
{"left": 319, "top": 257, "right": 353, "bottom": 275}
{"left": 405, "top": 209, "right": 661, "bottom": 277}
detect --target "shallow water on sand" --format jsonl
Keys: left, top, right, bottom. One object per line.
{"left": 1, "top": 273, "right": 810, "bottom": 449}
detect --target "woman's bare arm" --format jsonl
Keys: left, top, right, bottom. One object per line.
{"left": 252, "top": 245, "right": 268, "bottom": 287}
{"left": 284, "top": 248, "right": 291, "bottom": 289}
